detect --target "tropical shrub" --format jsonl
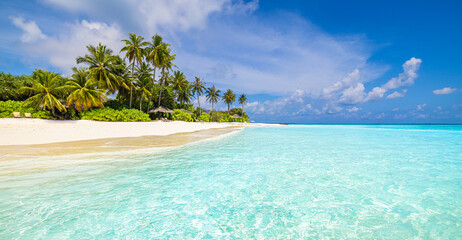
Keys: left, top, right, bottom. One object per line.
{"left": 81, "top": 108, "right": 151, "bottom": 122}
{"left": 0, "top": 100, "right": 54, "bottom": 119}
{"left": 196, "top": 112, "right": 211, "bottom": 122}
{"left": 0, "top": 72, "right": 33, "bottom": 101}
{"left": 172, "top": 109, "right": 193, "bottom": 122}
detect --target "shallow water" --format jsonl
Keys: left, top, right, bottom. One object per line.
{"left": 1, "top": 125, "right": 461, "bottom": 239}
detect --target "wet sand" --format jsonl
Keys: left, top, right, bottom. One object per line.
{"left": 0, "top": 127, "right": 243, "bottom": 176}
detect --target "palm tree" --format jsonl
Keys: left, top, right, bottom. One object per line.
{"left": 191, "top": 77, "right": 205, "bottom": 115}
{"left": 205, "top": 85, "right": 221, "bottom": 112}
{"left": 238, "top": 93, "right": 247, "bottom": 115}
{"left": 156, "top": 44, "right": 176, "bottom": 107}
{"left": 170, "top": 71, "right": 188, "bottom": 103}
{"left": 65, "top": 67, "right": 107, "bottom": 111}
{"left": 135, "top": 62, "right": 153, "bottom": 111}
{"left": 222, "top": 89, "right": 236, "bottom": 114}
{"left": 145, "top": 34, "right": 164, "bottom": 113}
{"left": 120, "top": 33, "right": 148, "bottom": 108}
{"left": 21, "top": 69, "right": 67, "bottom": 116}
{"left": 76, "top": 43, "right": 123, "bottom": 94}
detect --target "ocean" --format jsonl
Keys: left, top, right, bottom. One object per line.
{"left": 0, "top": 125, "right": 461, "bottom": 239}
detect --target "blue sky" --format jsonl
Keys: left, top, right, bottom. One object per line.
{"left": 1, "top": 0, "right": 461, "bottom": 123}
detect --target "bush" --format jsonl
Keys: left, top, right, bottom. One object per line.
{"left": 196, "top": 112, "right": 211, "bottom": 122}
{"left": 172, "top": 109, "right": 193, "bottom": 122}
{"left": 0, "top": 100, "right": 54, "bottom": 119}
{"left": 81, "top": 108, "right": 151, "bottom": 122}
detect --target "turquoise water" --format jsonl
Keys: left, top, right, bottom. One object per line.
{"left": 1, "top": 125, "right": 461, "bottom": 239}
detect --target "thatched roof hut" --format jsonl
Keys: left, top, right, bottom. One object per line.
{"left": 148, "top": 106, "right": 174, "bottom": 114}
{"left": 231, "top": 114, "right": 242, "bottom": 119}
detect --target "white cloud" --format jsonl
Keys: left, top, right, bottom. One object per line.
{"left": 42, "top": 0, "right": 256, "bottom": 33}
{"left": 11, "top": 19, "right": 123, "bottom": 74}
{"left": 376, "top": 113, "right": 385, "bottom": 119}
{"left": 433, "top": 87, "right": 457, "bottom": 95}
{"left": 382, "top": 57, "right": 422, "bottom": 90}
{"left": 338, "top": 83, "right": 365, "bottom": 104}
{"left": 416, "top": 104, "right": 426, "bottom": 111}
{"left": 386, "top": 89, "right": 407, "bottom": 99}
{"left": 319, "top": 57, "right": 420, "bottom": 105}
{"left": 365, "top": 87, "right": 387, "bottom": 102}
{"left": 9, "top": 16, "right": 46, "bottom": 42}
{"left": 347, "top": 107, "right": 361, "bottom": 112}
{"left": 392, "top": 107, "right": 400, "bottom": 111}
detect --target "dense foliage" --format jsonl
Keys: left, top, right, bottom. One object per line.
{"left": 171, "top": 109, "right": 193, "bottom": 122}
{"left": 0, "top": 32, "right": 250, "bottom": 122}
{"left": 0, "top": 100, "right": 53, "bottom": 119}
{"left": 81, "top": 108, "right": 150, "bottom": 122}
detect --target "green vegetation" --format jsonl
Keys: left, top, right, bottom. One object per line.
{"left": 81, "top": 108, "right": 150, "bottom": 122}
{"left": 171, "top": 109, "right": 194, "bottom": 122}
{"left": 0, "top": 33, "right": 250, "bottom": 122}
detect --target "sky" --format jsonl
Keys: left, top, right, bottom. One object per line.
{"left": 0, "top": 0, "right": 461, "bottom": 123}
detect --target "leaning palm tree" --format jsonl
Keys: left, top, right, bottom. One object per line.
{"left": 135, "top": 62, "right": 153, "bottom": 111}
{"left": 156, "top": 44, "right": 176, "bottom": 107}
{"left": 76, "top": 43, "right": 123, "bottom": 94}
{"left": 191, "top": 76, "right": 205, "bottom": 115}
{"left": 65, "top": 67, "right": 107, "bottom": 111}
{"left": 238, "top": 93, "right": 247, "bottom": 115}
{"left": 145, "top": 34, "right": 164, "bottom": 113}
{"left": 205, "top": 85, "right": 221, "bottom": 112}
{"left": 120, "top": 33, "right": 148, "bottom": 108}
{"left": 21, "top": 69, "right": 67, "bottom": 116}
{"left": 222, "top": 89, "right": 236, "bottom": 114}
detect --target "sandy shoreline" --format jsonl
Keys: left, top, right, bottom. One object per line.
{"left": 0, "top": 118, "right": 249, "bottom": 146}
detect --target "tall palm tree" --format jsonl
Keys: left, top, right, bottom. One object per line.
{"left": 191, "top": 76, "right": 205, "bottom": 115}
{"left": 135, "top": 62, "right": 153, "bottom": 111}
{"left": 120, "top": 33, "right": 148, "bottom": 108}
{"left": 145, "top": 34, "right": 164, "bottom": 113}
{"left": 170, "top": 70, "right": 187, "bottom": 103}
{"left": 222, "top": 89, "right": 236, "bottom": 114}
{"left": 238, "top": 93, "right": 248, "bottom": 115}
{"left": 21, "top": 69, "right": 67, "bottom": 116}
{"left": 205, "top": 85, "right": 221, "bottom": 112}
{"left": 65, "top": 67, "right": 107, "bottom": 111}
{"left": 76, "top": 43, "right": 122, "bottom": 94}
{"left": 156, "top": 44, "right": 176, "bottom": 107}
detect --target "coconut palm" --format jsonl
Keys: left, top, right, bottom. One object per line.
{"left": 21, "top": 69, "right": 67, "bottom": 115}
{"left": 205, "top": 85, "right": 221, "bottom": 112}
{"left": 156, "top": 44, "right": 176, "bottom": 107}
{"left": 222, "top": 89, "right": 236, "bottom": 114}
{"left": 170, "top": 71, "right": 192, "bottom": 104}
{"left": 65, "top": 67, "right": 107, "bottom": 111}
{"left": 238, "top": 93, "right": 247, "bottom": 115}
{"left": 76, "top": 43, "right": 123, "bottom": 94}
{"left": 120, "top": 33, "right": 148, "bottom": 108}
{"left": 145, "top": 34, "right": 164, "bottom": 113}
{"left": 135, "top": 62, "right": 153, "bottom": 111}
{"left": 191, "top": 76, "right": 205, "bottom": 115}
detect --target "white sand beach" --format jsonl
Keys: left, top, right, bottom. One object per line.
{"left": 0, "top": 118, "right": 249, "bottom": 146}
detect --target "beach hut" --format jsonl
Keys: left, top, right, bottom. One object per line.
{"left": 231, "top": 114, "right": 241, "bottom": 119}
{"left": 148, "top": 106, "right": 174, "bottom": 120}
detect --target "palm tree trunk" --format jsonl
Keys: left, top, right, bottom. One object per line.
{"left": 129, "top": 62, "right": 134, "bottom": 108}
{"left": 197, "top": 92, "right": 201, "bottom": 115}
{"left": 157, "top": 68, "right": 165, "bottom": 107}
{"left": 146, "top": 67, "right": 156, "bottom": 113}
{"left": 212, "top": 102, "right": 214, "bottom": 112}
{"left": 228, "top": 103, "right": 230, "bottom": 114}
{"left": 139, "top": 93, "right": 143, "bottom": 111}
{"left": 242, "top": 104, "right": 244, "bottom": 115}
